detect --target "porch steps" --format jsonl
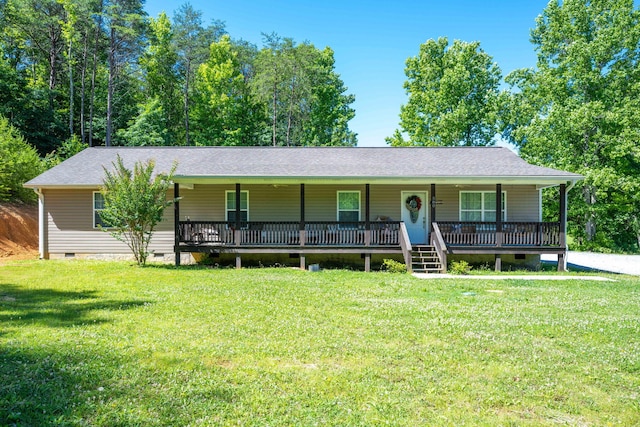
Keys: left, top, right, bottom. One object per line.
{"left": 411, "top": 245, "right": 444, "bottom": 273}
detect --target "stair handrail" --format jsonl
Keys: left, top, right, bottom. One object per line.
{"left": 399, "top": 222, "right": 413, "bottom": 272}
{"left": 431, "top": 222, "right": 448, "bottom": 273}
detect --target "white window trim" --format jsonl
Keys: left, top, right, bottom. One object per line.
{"left": 459, "top": 191, "right": 507, "bottom": 221}
{"left": 336, "top": 191, "right": 361, "bottom": 222}
{"left": 93, "top": 191, "right": 107, "bottom": 229}
{"left": 225, "top": 190, "right": 249, "bottom": 222}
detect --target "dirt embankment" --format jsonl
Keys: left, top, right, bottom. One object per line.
{"left": 0, "top": 203, "right": 38, "bottom": 261}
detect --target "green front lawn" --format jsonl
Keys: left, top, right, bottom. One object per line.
{"left": 1, "top": 261, "right": 638, "bottom": 426}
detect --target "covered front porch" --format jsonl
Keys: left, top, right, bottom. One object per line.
{"left": 174, "top": 219, "right": 565, "bottom": 271}
{"left": 172, "top": 181, "right": 569, "bottom": 272}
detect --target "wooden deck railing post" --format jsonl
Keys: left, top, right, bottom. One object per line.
{"left": 399, "top": 222, "right": 413, "bottom": 272}
{"left": 431, "top": 222, "right": 447, "bottom": 273}
{"left": 495, "top": 184, "right": 502, "bottom": 247}
{"left": 495, "top": 184, "right": 502, "bottom": 272}
{"left": 430, "top": 184, "right": 436, "bottom": 233}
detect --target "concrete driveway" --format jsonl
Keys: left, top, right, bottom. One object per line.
{"left": 541, "top": 251, "right": 640, "bottom": 276}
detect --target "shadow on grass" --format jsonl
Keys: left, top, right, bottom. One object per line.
{"left": 0, "top": 285, "right": 235, "bottom": 425}
{"left": 0, "top": 347, "right": 98, "bottom": 425}
{"left": 0, "top": 344, "right": 237, "bottom": 426}
{"left": 0, "top": 284, "right": 149, "bottom": 328}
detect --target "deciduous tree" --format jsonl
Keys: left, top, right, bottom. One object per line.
{"left": 192, "top": 35, "right": 259, "bottom": 146}
{"left": 140, "top": 12, "right": 181, "bottom": 145}
{"left": 252, "top": 34, "right": 356, "bottom": 146}
{"left": 387, "top": 37, "right": 501, "bottom": 146}
{"left": 173, "top": 3, "right": 225, "bottom": 146}
{"left": 502, "top": 0, "right": 640, "bottom": 250}
{"left": 0, "top": 116, "right": 43, "bottom": 202}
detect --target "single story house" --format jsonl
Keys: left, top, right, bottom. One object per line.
{"left": 24, "top": 146, "right": 583, "bottom": 272}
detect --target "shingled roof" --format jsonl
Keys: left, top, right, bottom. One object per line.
{"left": 25, "top": 146, "right": 583, "bottom": 188}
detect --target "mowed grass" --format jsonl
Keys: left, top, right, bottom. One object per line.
{"left": 1, "top": 261, "right": 639, "bottom": 426}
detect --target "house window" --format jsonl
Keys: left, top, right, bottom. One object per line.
{"left": 337, "top": 191, "right": 360, "bottom": 223}
{"left": 226, "top": 191, "right": 249, "bottom": 223}
{"left": 93, "top": 192, "right": 109, "bottom": 228}
{"left": 460, "top": 191, "right": 506, "bottom": 221}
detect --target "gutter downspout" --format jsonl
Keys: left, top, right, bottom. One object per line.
{"left": 34, "top": 188, "right": 48, "bottom": 259}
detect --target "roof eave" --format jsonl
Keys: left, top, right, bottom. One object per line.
{"left": 173, "top": 175, "right": 583, "bottom": 186}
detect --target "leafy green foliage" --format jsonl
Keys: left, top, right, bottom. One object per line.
{"left": 44, "top": 134, "right": 89, "bottom": 167}
{"left": 192, "top": 35, "right": 259, "bottom": 146}
{"left": 449, "top": 259, "right": 472, "bottom": 275}
{"left": 1, "top": 262, "right": 638, "bottom": 425}
{"left": 503, "top": 0, "right": 640, "bottom": 252}
{"left": 0, "top": 2, "right": 356, "bottom": 152}
{"left": 99, "top": 156, "right": 177, "bottom": 266}
{"left": 381, "top": 258, "right": 407, "bottom": 273}
{"left": 140, "top": 12, "right": 182, "bottom": 145}
{"left": 116, "top": 98, "right": 168, "bottom": 146}
{"left": 0, "top": 116, "right": 43, "bottom": 202}
{"left": 388, "top": 37, "right": 501, "bottom": 146}
{"left": 252, "top": 34, "right": 357, "bottom": 146}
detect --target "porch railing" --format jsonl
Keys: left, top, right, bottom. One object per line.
{"left": 437, "top": 221, "right": 561, "bottom": 247}
{"left": 178, "top": 220, "right": 400, "bottom": 246}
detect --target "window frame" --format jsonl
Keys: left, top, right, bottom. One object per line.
{"left": 225, "top": 190, "right": 249, "bottom": 223}
{"left": 93, "top": 191, "right": 109, "bottom": 229}
{"left": 459, "top": 191, "right": 506, "bottom": 222}
{"left": 336, "top": 190, "right": 361, "bottom": 224}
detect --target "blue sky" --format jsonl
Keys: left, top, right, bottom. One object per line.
{"left": 145, "top": 0, "right": 551, "bottom": 147}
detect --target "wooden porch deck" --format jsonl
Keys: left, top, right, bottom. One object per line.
{"left": 177, "top": 220, "right": 401, "bottom": 247}
{"left": 174, "top": 220, "right": 565, "bottom": 271}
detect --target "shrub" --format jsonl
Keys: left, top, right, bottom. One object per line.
{"left": 0, "top": 116, "right": 43, "bottom": 202}
{"left": 449, "top": 260, "right": 472, "bottom": 275}
{"left": 99, "top": 155, "right": 177, "bottom": 266}
{"left": 381, "top": 258, "right": 407, "bottom": 273}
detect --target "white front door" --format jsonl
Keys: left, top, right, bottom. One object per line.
{"left": 401, "top": 191, "right": 428, "bottom": 245}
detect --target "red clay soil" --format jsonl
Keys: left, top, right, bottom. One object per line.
{"left": 0, "top": 203, "right": 39, "bottom": 261}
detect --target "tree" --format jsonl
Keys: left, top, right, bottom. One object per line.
{"left": 0, "top": 115, "right": 43, "bottom": 202}
{"left": 387, "top": 37, "right": 501, "bottom": 146}
{"left": 191, "top": 35, "right": 259, "bottom": 146}
{"left": 502, "top": 0, "right": 640, "bottom": 251}
{"left": 116, "top": 98, "right": 167, "bottom": 146}
{"left": 99, "top": 155, "right": 177, "bottom": 266}
{"left": 305, "top": 47, "right": 357, "bottom": 146}
{"left": 103, "top": 0, "right": 146, "bottom": 146}
{"left": 3, "top": 0, "right": 67, "bottom": 153}
{"left": 252, "top": 34, "right": 357, "bottom": 146}
{"left": 252, "top": 33, "right": 288, "bottom": 146}
{"left": 173, "top": 3, "right": 226, "bottom": 146}
{"left": 140, "top": 12, "right": 181, "bottom": 145}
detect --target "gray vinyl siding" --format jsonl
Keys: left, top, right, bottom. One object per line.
{"left": 434, "top": 185, "right": 539, "bottom": 222}
{"left": 44, "top": 184, "right": 540, "bottom": 254}
{"left": 178, "top": 184, "right": 539, "bottom": 223}
{"left": 45, "top": 189, "right": 174, "bottom": 255}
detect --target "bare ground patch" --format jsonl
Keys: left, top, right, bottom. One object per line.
{"left": 0, "top": 202, "right": 38, "bottom": 261}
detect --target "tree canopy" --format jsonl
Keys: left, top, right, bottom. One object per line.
{"left": 387, "top": 37, "right": 501, "bottom": 147}
{"left": 502, "top": 0, "right": 640, "bottom": 251}
{"left": 0, "top": 1, "right": 357, "bottom": 152}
